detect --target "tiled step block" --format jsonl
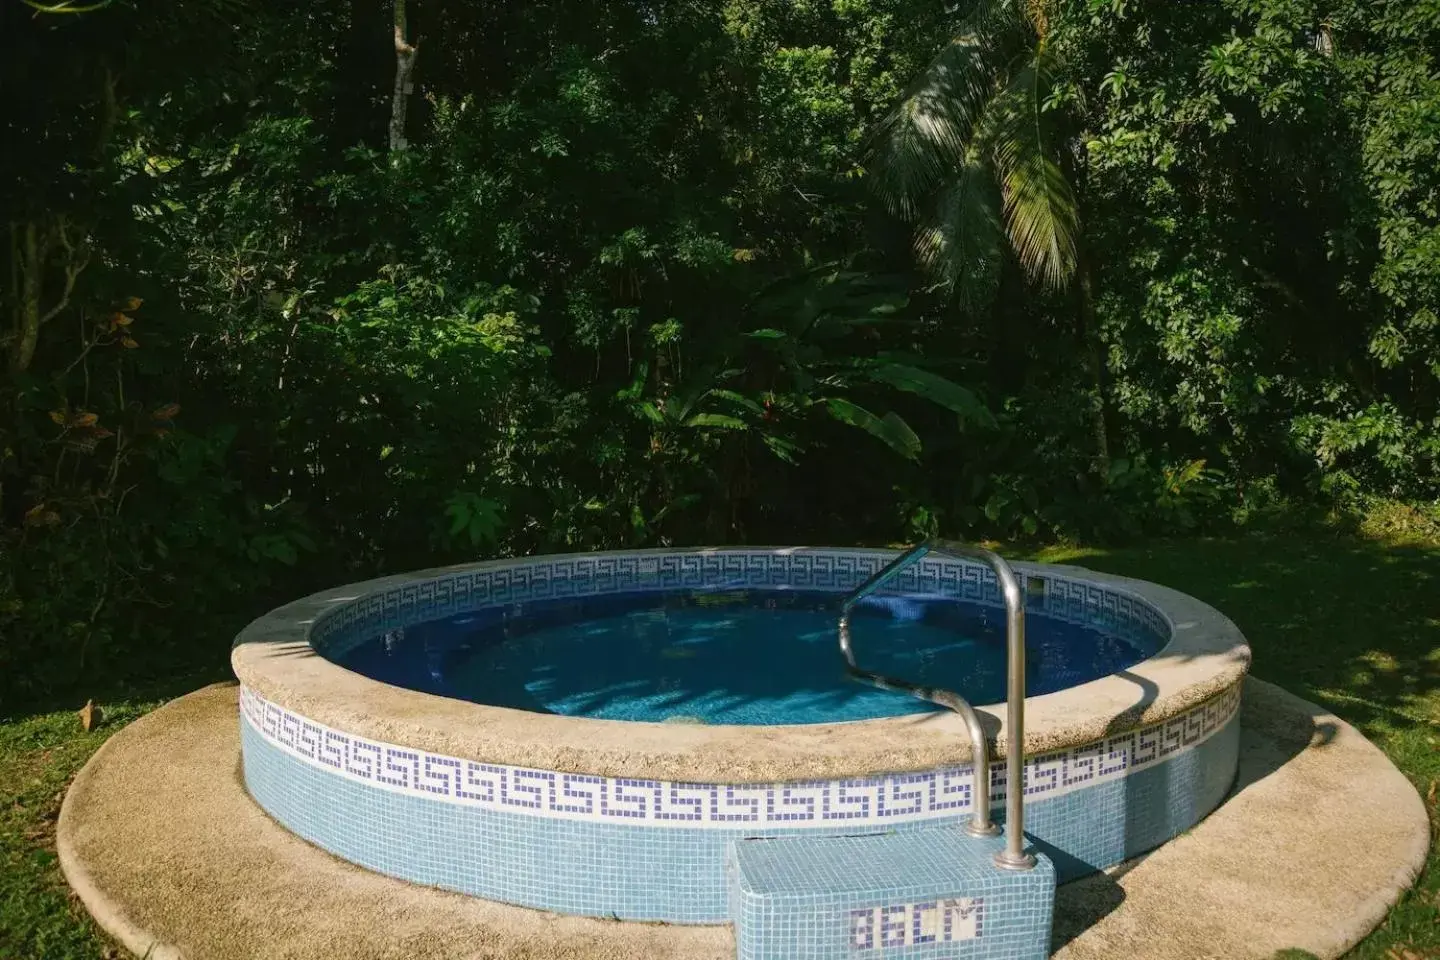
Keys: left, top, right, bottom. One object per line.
{"left": 730, "top": 828, "right": 1055, "bottom": 960}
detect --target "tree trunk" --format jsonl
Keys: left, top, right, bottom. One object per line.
{"left": 389, "top": 0, "right": 419, "bottom": 152}
{"left": 1060, "top": 129, "right": 1112, "bottom": 480}
{"left": 7, "top": 218, "right": 84, "bottom": 377}
{"left": 9, "top": 222, "right": 41, "bottom": 376}
{"left": 1076, "top": 245, "right": 1113, "bottom": 479}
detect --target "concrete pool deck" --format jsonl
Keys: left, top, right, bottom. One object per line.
{"left": 58, "top": 678, "right": 1429, "bottom": 960}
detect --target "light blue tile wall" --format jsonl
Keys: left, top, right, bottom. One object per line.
{"left": 1027, "top": 714, "right": 1240, "bottom": 880}
{"left": 239, "top": 709, "right": 1239, "bottom": 922}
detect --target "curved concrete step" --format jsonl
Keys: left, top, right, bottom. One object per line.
{"left": 55, "top": 678, "right": 1429, "bottom": 960}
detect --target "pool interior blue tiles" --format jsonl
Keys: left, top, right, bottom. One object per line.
{"left": 237, "top": 549, "right": 1244, "bottom": 959}
{"left": 329, "top": 587, "right": 1161, "bottom": 725}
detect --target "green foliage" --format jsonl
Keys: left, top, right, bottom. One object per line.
{"left": 2, "top": 0, "right": 1440, "bottom": 704}
{"left": 824, "top": 397, "right": 922, "bottom": 460}
{"left": 1050, "top": 0, "right": 1440, "bottom": 501}
{"left": 443, "top": 493, "right": 506, "bottom": 551}
{"left": 0, "top": 4, "right": 1437, "bottom": 946}
{"left": 866, "top": 0, "right": 1079, "bottom": 296}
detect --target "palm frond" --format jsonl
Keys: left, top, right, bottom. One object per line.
{"left": 22, "top": 0, "right": 113, "bottom": 12}
{"left": 912, "top": 145, "right": 1005, "bottom": 306}
{"left": 865, "top": 0, "right": 1024, "bottom": 217}
{"left": 983, "top": 44, "right": 1079, "bottom": 290}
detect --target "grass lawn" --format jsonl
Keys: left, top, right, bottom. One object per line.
{"left": 2, "top": 530, "right": 1436, "bottom": 960}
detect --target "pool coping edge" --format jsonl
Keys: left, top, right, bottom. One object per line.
{"left": 230, "top": 551, "right": 1251, "bottom": 782}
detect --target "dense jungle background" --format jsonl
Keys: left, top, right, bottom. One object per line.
{"left": 2, "top": 0, "right": 1438, "bottom": 705}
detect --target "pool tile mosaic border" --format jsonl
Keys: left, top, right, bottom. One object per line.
{"left": 240, "top": 689, "right": 1241, "bottom": 921}
{"left": 239, "top": 682, "right": 1238, "bottom": 830}
{"left": 310, "top": 550, "right": 1172, "bottom": 659}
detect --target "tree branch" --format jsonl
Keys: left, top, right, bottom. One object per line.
{"left": 8, "top": 218, "right": 89, "bottom": 375}
{"left": 389, "top": 0, "right": 420, "bottom": 152}
{"left": 38, "top": 258, "right": 85, "bottom": 328}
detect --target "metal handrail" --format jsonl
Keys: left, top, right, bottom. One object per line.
{"left": 837, "top": 540, "right": 1036, "bottom": 870}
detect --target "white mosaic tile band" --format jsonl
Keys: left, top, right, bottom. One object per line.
{"left": 239, "top": 683, "right": 1240, "bottom": 831}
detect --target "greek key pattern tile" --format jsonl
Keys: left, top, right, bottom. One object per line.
{"left": 310, "top": 549, "right": 1171, "bottom": 657}
{"left": 239, "top": 682, "right": 1239, "bottom": 831}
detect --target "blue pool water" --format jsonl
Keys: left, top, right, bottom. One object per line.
{"left": 332, "top": 589, "right": 1163, "bottom": 725}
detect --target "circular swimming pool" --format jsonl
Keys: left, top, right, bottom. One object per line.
{"left": 333, "top": 588, "right": 1164, "bottom": 725}
{"left": 232, "top": 547, "right": 1249, "bottom": 924}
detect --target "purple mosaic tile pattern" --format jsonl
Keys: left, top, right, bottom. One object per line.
{"left": 239, "top": 683, "right": 1240, "bottom": 830}
{"left": 308, "top": 549, "right": 1172, "bottom": 659}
